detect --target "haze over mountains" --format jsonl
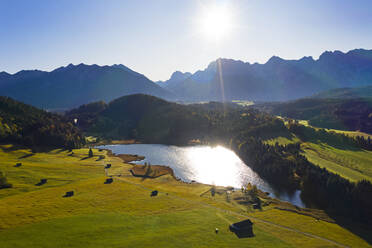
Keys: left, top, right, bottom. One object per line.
{"left": 0, "top": 63, "right": 174, "bottom": 109}
{"left": 1, "top": 48, "right": 372, "bottom": 109}
{"left": 158, "top": 48, "right": 372, "bottom": 102}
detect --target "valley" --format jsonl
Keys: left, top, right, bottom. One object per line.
{"left": 2, "top": 1, "right": 372, "bottom": 247}
{"left": 0, "top": 145, "right": 370, "bottom": 248}
{"left": 1, "top": 93, "right": 372, "bottom": 247}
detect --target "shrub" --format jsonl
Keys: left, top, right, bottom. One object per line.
{"left": 0, "top": 171, "right": 12, "bottom": 189}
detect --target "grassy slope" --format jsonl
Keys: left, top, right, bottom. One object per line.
{"left": 303, "top": 142, "right": 372, "bottom": 182}
{"left": 265, "top": 120, "right": 372, "bottom": 182}
{"left": 264, "top": 134, "right": 301, "bottom": 146}
{"left": 298, "top": 119, "right": 372, "bottom": 139}
{"left": 0, "top": 145, "right": 370, "bottom": 247}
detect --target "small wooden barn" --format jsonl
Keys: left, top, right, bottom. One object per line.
{"left": 229, "top": 219, "right": 254, "bottom": 238}
{"left": 63, "top": 191, "right": 74, "bottom": 197}
{"left": 35, "top": 178, "right": 47, "bottom": 186}
{"left": 150, "top": 190, "right": 158, "bottom": 197}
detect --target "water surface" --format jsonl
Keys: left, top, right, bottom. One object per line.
{"left": 98, "top": 144, "right": 305, "bottom": 207}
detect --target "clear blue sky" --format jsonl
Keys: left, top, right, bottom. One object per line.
{"left": 1, "top": 0, "right": 372, "bottom": 81}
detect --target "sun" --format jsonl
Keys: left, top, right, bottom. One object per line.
{"left": 199, "top": 4, "right": 233, "bottom": 41}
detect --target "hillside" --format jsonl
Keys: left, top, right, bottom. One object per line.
{"left": 313, "top": 86, "right": 372, "bottom": 99}
{"left": 0, "top": 96, "right": 84, "bottom": 148}
{"left": 158, "top": 49, "right": 372, "bottom": 102}
{"left": 255, "top": 97, "right": 372, "bottom": 133}
{"left": 0, "top": 64, "right": 174, "bottom": 109}
{"left": 67, "top": 94, "right": 286, "bottom": 145}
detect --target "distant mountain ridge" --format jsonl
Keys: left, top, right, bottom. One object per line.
{"left": 155, "top": 71, "right": 192, "bottom": 88}
{"left": 0, "top": 63, "right": 174, "bottom": 109}
{"left": 2, "top": 48, "right": 372, "bottom": 108}
{"left": 158, "top": 48, "right": 372, "bottom": 102}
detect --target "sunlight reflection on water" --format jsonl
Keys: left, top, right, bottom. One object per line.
{"left": 185, "top": 146, "right": 268, "bottom": 189}
{"left": 98, "top": 144, "right": 306, "bottom": 207}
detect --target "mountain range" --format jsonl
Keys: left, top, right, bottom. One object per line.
{"left": 158, "top": 48, "right": 372, "bottom": 102}
{"left": 0, "top": 63, "right": 173, "bottom": 109}
{"left": 1, "top": 48, "right": 372, "bottom": 109}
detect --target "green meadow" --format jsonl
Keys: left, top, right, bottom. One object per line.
{"left": 0, "top": 145, "right": 370, "bottom": 247}
{"left": 265, "top": 120, "right": 372, "bottom": 182}
{"left": 303, "top": 142, "right": 372, "bottom": 182}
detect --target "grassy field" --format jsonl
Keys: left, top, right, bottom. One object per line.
{"left": 264, "top": 134, "right": 300, "bottom": 146}
{"left": 302, "top": 142, "right": 372, "bottom": 182}
{"left": 297, "top": 119, "right": 372, "bottom": 139}
{"left": 0, "top": 144, "right": 370, "bottom": 247}
{"left": 265, "top": 119, "right": 372, "bottom": 182}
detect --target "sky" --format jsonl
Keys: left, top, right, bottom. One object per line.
{"left": 1, "top": 0, "right": 372, "bottom": 81}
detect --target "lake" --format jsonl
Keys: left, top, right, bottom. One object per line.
{"left": 98, "top": 144, "right": 306, "bottom": 207}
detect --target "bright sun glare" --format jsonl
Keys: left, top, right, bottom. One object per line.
{"left": 199, "top": 4, "right": 233, "bottom": 41}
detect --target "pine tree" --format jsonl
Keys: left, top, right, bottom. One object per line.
{"left": 88, "top": 148, "right": 93, "bottom": 157}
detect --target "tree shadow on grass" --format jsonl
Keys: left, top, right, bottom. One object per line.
{"left": 330, "top": 215, "right": 372, "bottom": 245}
{"left": 18, "top": 153, "right": 35, "bottom": 159}
{"left": 96, "top": 156, "right": 105, "bottom": 161}
{"left": 231, "top": 230, "right": 254, "bottom": 239}
{"left": 55, "top": 148, "right": 68, "bottom": 153}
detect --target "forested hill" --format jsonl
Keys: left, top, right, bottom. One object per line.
{"left": 312, "top": 85, "right": 372, "bottom": 99}
{"left": 255, "top": 97, "right": 372, "bottom": 133}
{"left": 0, "top": 96, "right": 84, "bottom": 148}
{"left": 66, "top": 94, "right": 286, "bottom": 144}
{"left": 0, "top": 63, "right": 174, "bottom": 109}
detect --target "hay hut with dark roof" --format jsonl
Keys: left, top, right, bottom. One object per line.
{"left": 229, "top": 219, "right": 254, "bottom": 238}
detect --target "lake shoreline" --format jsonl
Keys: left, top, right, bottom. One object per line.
{"left": 102, "top": 144, "right": 334, "bottom": 223}
{"left": 103, "top": 146, "right": 179, "bottom": 180}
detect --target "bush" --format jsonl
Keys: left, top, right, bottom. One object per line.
{"left": 0, "top": 171, "right": 12, "bottom": 189}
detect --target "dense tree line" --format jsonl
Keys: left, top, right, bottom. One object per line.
{"left": 354, "top": 135, "right": 372, "bottom": 150}
{"left": 66, "top": 101, "right": 107, "bottom": 130}
{"left": 69, "top": 94, "right": 289, "bottom": 145}
{"left": 0, "top": 96, "right": 85, "bottom": 149}
{"left": 232, "top": 138, "right": 372, "bottom": 224}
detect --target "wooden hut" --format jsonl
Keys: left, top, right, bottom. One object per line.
{"left": 35, "top": 178, "right": 47, "bottom": 186}
{"left": 150, "top": 190, "right": 158, "bottom": 197}
{"left": 229, "top": 219, "right": 254, "bottom": 238}
{"left": 63, "top": 191, "right": 74, "bottom": 197}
